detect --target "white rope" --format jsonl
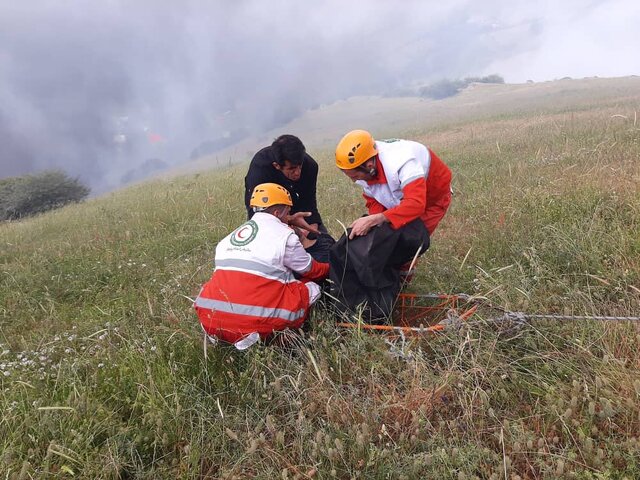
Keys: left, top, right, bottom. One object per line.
{"left": 522, "top": 313, "right": 640, "bottom": 322}
{"left": 420, "top": 292, "right": 640, "bottom": 323}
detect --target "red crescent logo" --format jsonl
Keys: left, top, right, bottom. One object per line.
{"left": 231, "top": 220, "right": 258, "bottom": 246}
{"left": 236, "top": 226, "right": 250, "bottom": 239}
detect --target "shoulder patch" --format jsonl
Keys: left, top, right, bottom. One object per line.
{"left": 230, "top": 220, "right": 259, "bottom": 246}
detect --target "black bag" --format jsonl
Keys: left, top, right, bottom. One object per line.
{"left": 329, "top": 219, "right": 429, "bottom": 322}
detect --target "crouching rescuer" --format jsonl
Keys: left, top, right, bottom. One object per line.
{"left": 194, "top": 183, "right": 329, "bottom": 349}
{"left": 329, "top": 130, "right": 452, "bottom": 320}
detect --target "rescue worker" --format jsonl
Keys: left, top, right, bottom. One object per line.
{"left": 335, "top": 130, "right": 452, "bottom": 280}
{"left": 195, "top": 183, "right": 329, "bottom": 349}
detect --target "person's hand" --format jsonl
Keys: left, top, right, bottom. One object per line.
{"left": 293, "top": 226, "right": 316, "bottom": 249}
{"left": 349, "top": 213, "right": 387, "bottom": 239}
{"left": 287, "top": 212, "right": 320, "bottom": 235}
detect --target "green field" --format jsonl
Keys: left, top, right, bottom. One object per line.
{"left": 1, "top": 78, "right": 639, "bottom": 479}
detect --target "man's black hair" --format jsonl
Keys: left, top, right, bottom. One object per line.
{"left": 271, "top": 134, "right": 306, "bottom": 166}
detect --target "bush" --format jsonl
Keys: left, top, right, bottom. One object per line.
{"left": 0, "top": 169, "right": 90, "bottom": 221}
{"left": 420, "top": 74, "right": 505, "bottom": 99}
{"left": 466, "top": 74, "right": 505, "bottom": 85}
{"left": 419, "top": 79, "right": 466, "bottom": 99}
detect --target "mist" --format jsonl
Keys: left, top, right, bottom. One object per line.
{"left": 1, "top": 0, "right": 637, "bottom": 192}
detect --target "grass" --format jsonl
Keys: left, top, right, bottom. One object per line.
{"left": 1, "top": 88, "right": 639, "bottom": 478}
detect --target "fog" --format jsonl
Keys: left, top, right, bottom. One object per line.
{"left": 1, "top": 0, "right": 638, "bottom": 192}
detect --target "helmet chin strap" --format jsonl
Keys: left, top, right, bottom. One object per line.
{"left": 367, "top": 157, "right": 378, "bottom": 177}
{"left": 355, "top": 156, "right": 378, "bottom": 178}
{"left": 275, "top": 207, "right": 290, "bottom": 222}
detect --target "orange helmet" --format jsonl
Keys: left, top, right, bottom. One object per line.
{"left": 249, "top": 183, "right": 293, "bottom": 209}
{"left": 335, "top": 129, "right": 377, "bottom": 169}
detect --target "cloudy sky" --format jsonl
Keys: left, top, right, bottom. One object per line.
{"left": 1, "top": 0, "right": 638, "bottom": 191}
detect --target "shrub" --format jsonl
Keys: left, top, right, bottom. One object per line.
{"left": 0, "top": 169, "right": 90, "bottom": 221}
{"left": 420, "top": 74, "right": 505, "bottom": 99}
{"left": 419, "top": 79, "right": 466, "bottom": 99}
{"left": 466, "top": 74, "right": 505, "bottom": 84}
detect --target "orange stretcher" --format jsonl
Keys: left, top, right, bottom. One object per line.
{"left": 336, "top": 293, "right": 479, "bottom": 336}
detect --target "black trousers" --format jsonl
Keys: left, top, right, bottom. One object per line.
{"left": 305, "top": 226, "right": 335, "bottom": 264}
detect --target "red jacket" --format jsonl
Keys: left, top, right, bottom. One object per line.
{"left": 195, "top": 213, "right": 328, "bottom": 344}
{"left": 363, "top": 145, "right": 451, "bottom": 234}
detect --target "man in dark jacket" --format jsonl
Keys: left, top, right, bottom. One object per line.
{"left": 244, "top": 135, "right": 334, "bottom": 262}
{"left": 244, "top": 135, "right": 323, "bottom": 226}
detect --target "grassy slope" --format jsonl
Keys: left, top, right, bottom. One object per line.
{"left": 1, "top": 79, "right": 640, "bottom": 478}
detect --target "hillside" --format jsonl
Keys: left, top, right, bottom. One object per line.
{"left": 179, "top": 75, "right": 640, "bottom": 174}
{"left": 1, "top": 77, "right": 639, "bottom": 478}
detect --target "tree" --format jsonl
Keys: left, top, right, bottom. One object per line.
{"left": 0, "top": 170, "right": 90, "bottom": 221}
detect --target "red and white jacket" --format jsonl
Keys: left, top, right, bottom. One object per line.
{"left": 194, "top": 212, "right": 328, "bottom": 343}
{"left": 357, "top": 139, "right": 452, "bottom": 234}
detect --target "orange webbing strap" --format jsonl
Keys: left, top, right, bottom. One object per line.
{"left": 335, "top": 322, "right": 445, "bottom": 334}
{"left": 336, "top": 293, "right": 479, "bottom": 335}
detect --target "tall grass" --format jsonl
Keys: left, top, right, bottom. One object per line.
{"left": 1, "top": 98, "right": 639, "bottom": 478}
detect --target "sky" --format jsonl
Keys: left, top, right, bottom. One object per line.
{"left": 1, "top": 0, "right": 638, "bottom": 192}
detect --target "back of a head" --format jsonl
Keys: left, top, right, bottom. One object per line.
{"left": 263, "top": 204, "right": 289, "bottom": 216}
{"left": 271, "top": 134, "right": 306, "bottom": 166}
{"left": 250, "top": 182, "right": 293, "bottom": 212}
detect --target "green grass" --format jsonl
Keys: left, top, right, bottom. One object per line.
{"left": 1, "top": 91, "right": 639, "bottom": 478}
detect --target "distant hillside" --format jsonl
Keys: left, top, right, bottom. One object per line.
{"left": 175, "top": 75, "right": 640, "bottom": 175}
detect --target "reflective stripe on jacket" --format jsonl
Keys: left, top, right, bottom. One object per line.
{"left": 358, "top": 139, "right": 451, "bottom": 208}
{"left": 357, "top": 139, "right": 431, "bottom": 209}
{"left": 357, "top": 139, "right": 452, "bottom": 231}
{"left": 195, "top": 212, "right": 313, "bottom": 343}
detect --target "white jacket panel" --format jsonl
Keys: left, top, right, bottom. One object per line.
{"left": 356, "top": 139, "right": 431, "bottom": 209}
{"left": 215, "top": 212, "right": 296, "bottom": 283}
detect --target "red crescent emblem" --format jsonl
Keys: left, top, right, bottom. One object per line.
{"left": 236, "top": 226, "right": 250, "bottom": 239}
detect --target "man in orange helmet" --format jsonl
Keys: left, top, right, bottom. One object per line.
{"left": 333, "top": 130, "right": 451, "bottom": 294}
{"left": 335, "top": 130, "right": 452, "bottom": 241}
{"left": 195, "top": 183, "right": 329, "bottom": 349}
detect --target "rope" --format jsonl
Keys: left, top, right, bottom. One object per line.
{"left": 455, "top": 293, "right": 640, "bottom": 323}
{"left": 518, "top": 313, "right": 640, "bottom": 322}
{"left": 335, "top": 292, "right": 640, "bottom": 339}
